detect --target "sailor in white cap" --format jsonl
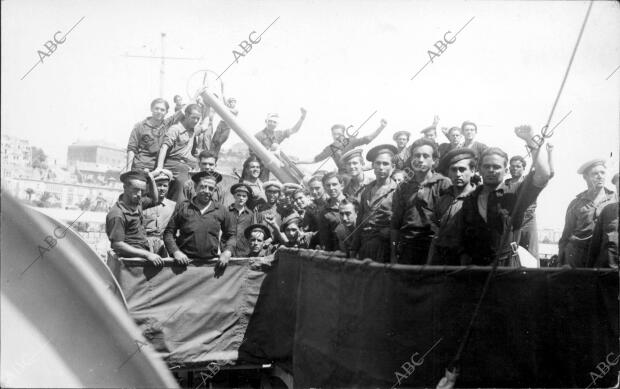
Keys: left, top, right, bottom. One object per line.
{"left": 257, "top": 180, "right": 285, "bottom": 232}
{"left": 392, "top": 130, "right": 412, "bottom": 170}
{"left": 144, "top": 169, "right": 176, "bottom": 256}
{"left": 341, "top": 148, "right": 373, "bottom": 201}
{"left": 559, "top": 159, "right": 618, "bottom": 267}
{"left": 253, "top": 108, "right": 307, "bottom": 180}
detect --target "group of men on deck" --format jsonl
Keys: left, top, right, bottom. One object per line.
{"left": 106, "top": 94, "right": 618, "bottom": 270}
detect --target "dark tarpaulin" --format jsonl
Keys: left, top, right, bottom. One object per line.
{"left": 107, "top": 254, "right": 273, "bottom": 368}
{"left": 109, "top": 248, "right": 619, "bottom": 388}
{"left": 243, "top": 249, "right": 619, "bottom": 388}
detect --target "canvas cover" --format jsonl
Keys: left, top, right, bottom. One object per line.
{"left": 111, "top": 248, "right": 619, "bottom": 388}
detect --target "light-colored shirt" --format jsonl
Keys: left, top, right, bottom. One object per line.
{"left": 163, "top": 123, "right": 197, "bottom": 164}
{"left": 144, "top": 198, "right": 177, "bottom": 238}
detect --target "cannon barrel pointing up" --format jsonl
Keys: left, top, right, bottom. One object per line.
{"left": 199, "top": 88, "right": 299, "bottom": 184}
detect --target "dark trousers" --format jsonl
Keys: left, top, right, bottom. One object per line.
{"left": 165, "top": 160, "right": 191, "bottom": 203}
{"left": 399, "top": 237, "right": 432, "bottom": 265}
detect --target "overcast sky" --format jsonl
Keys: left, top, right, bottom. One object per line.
{"left": 2, "top": 0, "right": 619, "bottom": 230}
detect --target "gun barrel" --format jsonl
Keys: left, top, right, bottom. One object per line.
{"left": 199, "top": 89, "right": 299, "bottom": 184}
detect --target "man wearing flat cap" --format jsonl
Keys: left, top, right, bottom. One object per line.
{"left": 270, "top": 212, "right": 316, "bottom": 248}
{"left": 106, "top": 169, "right": 163, "bottom": 266}
{"left": 222, "top": 183, "right": 255, "bottom": 256}
{"left": 559, "top": 159, "right": 618, "bottom": 267}
{"left": 143, "top": 169, "right": 176, "bottom": 256}
{"left": 244, "top": 224, "right": 273, "bottom": 257}
{"left": 392, "top": 131, "right": 412, "bottom": 171}
{"left": 341, "top": 148, "right": 373, "bottom": 201}
{"left": 587, "top": 172, "right": 619, "bottom": 269}
{"left": 427, "top": 148, "right": 477, "bottom": 265}
{"left": 163, "top": 170, "right": 236, "bottom": 271}
{"left": 351, "top": 144, "right": 399, "bottom": 262}
{"left": 457, "top": 126, "right": 552, "bottom": 267}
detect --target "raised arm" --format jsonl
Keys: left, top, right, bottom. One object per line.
{"left": 361, "top": 119, "right": 388, "bottom": 144}
{"left": 515, "top": 125, "right": 551, "bottom": 187}
{"left": 287, "top": 107, "right": 307, "bottom": 136}
{"left": 296, "top": 144, "right": 333, "bottom": 164}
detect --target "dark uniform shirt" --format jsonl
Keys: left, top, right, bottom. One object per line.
{"left": 559, "top": 188, "right": 617, "bottom": 247}
{"left": 163, "top": 198, "right": 236, "bottom": 259}
{"left": 106, "top": 195, "right": 157, "bottom": 252}
{"left": 391, "top": 173, "right": 452, "bottom": 242}
{"left": 127, "top": 112, "right": 182, "bottom": 170}
{"left": 318, "top": 195, "right": 346, "bottom": 251}
{"left": 343, "top": 173, "right": 373, "bottom": 202}
{"left": 335, "top": 223, "right": 355, "bottom": 255}
{"left": 352, "top": 178, "right": 398, "bottom": 251}
{"left": 223, "top": 204, "right": 254, "bottom": 256}
{"left": 459, "top": 172, "right": 544, "bottom": 266}
{"left": 587, "top": 202, "right": 619, "bottom": 269}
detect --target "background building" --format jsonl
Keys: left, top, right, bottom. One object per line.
{"left": 67, "top": 140, "right": 126, "bottom": 171}
{"left": 1, "top": 134, "right": 32, "bottom": 167}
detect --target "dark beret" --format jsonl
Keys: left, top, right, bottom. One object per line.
{"left": 243, "top": 223, "right": 271, "bottom": 240}
{"left": 120, "top": 170, "right": 149, "bottom": 184}
{"left": 190, "top": 170, "right": 223, "bottom": 184}
{"left": 437, "top": 148, "right": 477, "bottom": 176}
{"left": 366, "top": 144, "right": 399, "bottom": 162}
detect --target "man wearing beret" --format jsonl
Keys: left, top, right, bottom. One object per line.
{"left": 587, "top": 173, "right": 618, "bottom": 268}
{"left": 458, "top": 126, "right": 552, "bottom": 266}
{"left": 341, "top": 148, "right": 373, "bottom": 201}
{"left": 297, "top": 119, "right": 388, "bottom": 173}
{"left": 391, "top": 139, "right": 451, "bottom": 264}
{"left": 143, "top": 169, "right": 176, "bottom": 256}
{"left": 163, "top": 171, "right": 236, "bottom": 271}
{"left": 106, "top": 170, "right": 163, "bottom": 266}
{"left": 221, "top": 183, "right": 255, "bottom": 257}
{"left": 427, "top": 148, "right": 477, "bottom": 265}
{"left": 352, "top": 144, "right": 399, "bottom": 263}
{"left": 269, "top": 212, "right": 316, "bottom": 249}
{"left": 244, "top": 224, "right": 273, "bottom": 257}
{"left": 559, "top": 159, "right": 617, "bottom": 267}
{"left": 392, "top": 131, "right": 412, "bottom": 171}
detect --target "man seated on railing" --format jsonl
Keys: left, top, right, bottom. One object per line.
{"left": 106, "top": 170, "right": 163, "bottom": 266}
{"left": 163, "top": 171, "right": 235, "bottom": 270}
{"left": 143, "top": 169, "right": 175, "bottom": 257}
